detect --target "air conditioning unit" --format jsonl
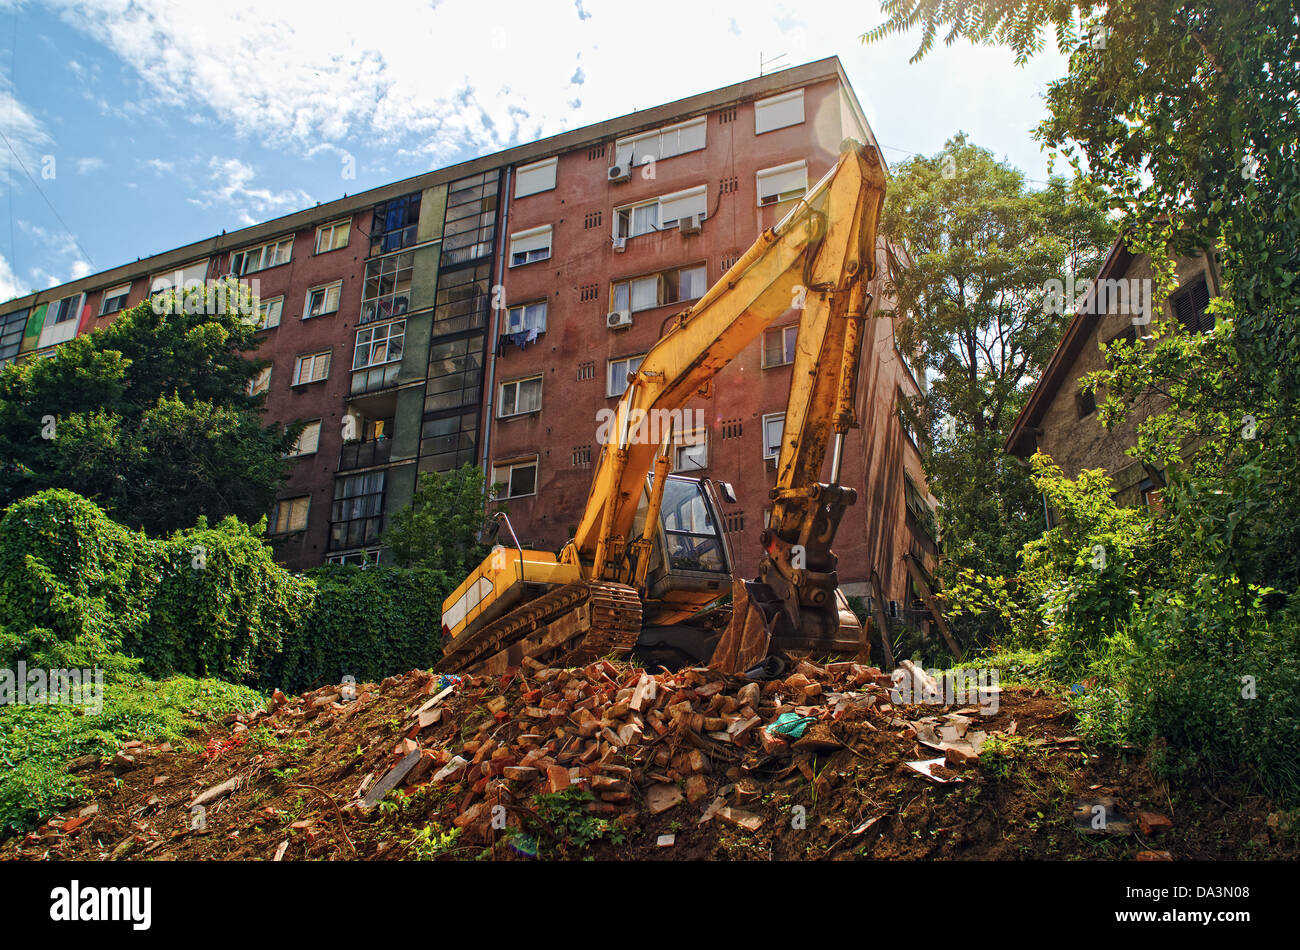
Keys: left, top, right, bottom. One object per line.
{"left": 678, "top": 213, "right": 703, "bottom": 236}
{"left": 608, "top": 164, "right": 631, "bottom": 183}
{"left": 606, "top": 309, "right": 633, "bottom": 330}
{"left": 612, "top": 236, "right": 627, "bottom": 253}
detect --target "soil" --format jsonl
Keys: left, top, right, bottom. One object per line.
{"left": 3, "top": 664, "right": 1296, "bottom": 862}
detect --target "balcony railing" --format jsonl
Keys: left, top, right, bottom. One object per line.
{"left": 338, "top": 439, "right": 392, "bottom": 471}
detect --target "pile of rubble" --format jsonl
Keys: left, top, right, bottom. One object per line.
{"left": 337, "top": 655, "right": 965, "bottom": 845}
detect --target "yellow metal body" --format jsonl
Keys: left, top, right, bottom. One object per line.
{"left": 442, "top": 142, "right": 888, "bottom": 649}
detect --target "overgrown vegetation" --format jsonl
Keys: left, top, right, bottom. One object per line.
{"left": 867, "top": 0, "right": 1300, "bottom": 801}
{"left": 0, "top": 489, "right": 448, "bottom": 694}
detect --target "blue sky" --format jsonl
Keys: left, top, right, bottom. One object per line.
{"left": 0, "top": 0, "right": 1071, "bottom": 302}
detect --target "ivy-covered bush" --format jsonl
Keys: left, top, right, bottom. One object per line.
{"left": 0, "top": 490, "right": 446, "bottom": 694}
{"left": 0, "top": 489, "right": 154, "bottom": 672}
{"left": 270, "top": 564, "right": 451, "bottom": 693}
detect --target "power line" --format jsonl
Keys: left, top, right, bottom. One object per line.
{"left": 0, "top": 122, "right": 97, "bottom": 272}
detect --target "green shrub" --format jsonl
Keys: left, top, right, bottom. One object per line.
{"left": 270, "top": 564, "right": 450, "bottom": 693}
{"left": 0, "top": 673, "right": 263, "bottom": 835}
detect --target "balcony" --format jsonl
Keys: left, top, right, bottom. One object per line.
{"left": 338, "top": 438, "right": 392, "bottom": 471}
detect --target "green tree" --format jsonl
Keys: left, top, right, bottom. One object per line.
{"left": 383, "top": 464, "right": 495, "bottom": 577}
{"left": 880, "top": 133, "right": 1113, "bottom": 573}
{"left": 866, "top": 0, "right": 1300, "bottom": 592}
{"left": 0, "top": 281, "right": 301, "bottom": 534}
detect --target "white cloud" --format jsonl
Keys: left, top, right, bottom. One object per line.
{"left": 0, "top": 78, "right": 53, "bottom": 195}
{"left": 191, "top": 156, "right": 311, "bottom": 225}
{"left": 141, "top": 158, "right": 175, "bottom": 174}
{"left": 38, "top": 0, "right": 1069, "bottom": 189}
{"left": 0, "top": 253, "right": 23, "bottom": 302}
{"left": 76, "top": 157, "right": 106, "bottom": 174}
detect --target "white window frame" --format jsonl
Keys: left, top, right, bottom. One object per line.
{"left": 294, "top": 351, "right": 332, "bottom": 385}
{"left": 289, "top": 420, "right": 322, "bottom": 457}
{"left": 352, "top": 320, "right": 405, "bottom": 370}
{"left": 613, "top": 185, "right": 706, "bottom": 240}
{"left": 232, "top": 237, "right": 293, "bottom": 275}
{"left": 611, "top": 264, "right": 707, "bottom": 314}
{"left": 672, "top": 427, "right": 709, "bottom": 473}
{"left": 756, "top": 160, "right": 809, "bottom": 206}
{"left": 504, "top": 300, "right": 547, "bottom": 334}
{"left": 37, "top": 293, "right": 83, "bottom": 349}
{"left": 514, "top": 157, "right": 558, "bottom": 198}
{"left": 614, "top": 117, "right": 706, "bottom": 168}
{"left": 99, "top": 284, "right": 131, "bottom": 315}
{"left": 607, "top": 353, "right": 646, "bottom": 398}
{"left": 314, "top": 219, "right": 351, "bottom": 254}
{"left": 149, "top": 260, "right": 209, "bottom": 296}
{"left": 754, "top": 89, "right": 805, "bottom": 135}
{"left": 304, "top": 280, "right": 342, "bottom": 319}
{"left": 273, "top": 496, "right": 311, "bottom": 534}
{"left": 762, "top": 324, "right": 799, "bottom": 368}
{"left": 498, "top": 375, "right": 543, "bottom": 418}
{"left": 248, "top": 366, "right": 272, "bottom": 396}
{"left": 508, "top": 225, "right": 553, "bottom": 267}
{"left": 257, "top": 295, "right": 284, "bottom": 330}
{"left": 492, "top": 457, "right": 539, "bottom": 500}
{"left": 762, "top": 412, "right": 785, "bottom": 460}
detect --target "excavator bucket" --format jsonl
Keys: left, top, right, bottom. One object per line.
{"left": 710, "top": 578, "right": 788, "bottom": 674}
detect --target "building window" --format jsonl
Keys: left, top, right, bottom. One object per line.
{"left": 315, "top": 219, "right": 351, "bottom": 254}
{"left": 1076, "top": 388, "right": 1097, "bottom": 418}
{"left": 672, "top": 427, "right": 708, "bottom": 473}
{"left": 99, "top": 284, "right": 131, "bottom": 315}
{"left": 272, "top": 496, "right": 310, "bottom": 534}
{"left": 762, "top": 324, "right": 798, "bottom": 367}
{"left": 419, "top": 410, "right": 479, "bottom": 472}
{"left": 425, "top": 336, "right": 483, "bottom": 412}
{"left": 612, "top": 264, "right": 707, "bottom": 314}
{"left": 762, "top": 412, "right": 784, "bottom": 459}
{"left": 351, "top": 320, "right": 404, "bottom": 394}
{"left": 614, "top": 186, "right": 706, "bottom": 240}
{"left": 607, "top": 353, "right": 646, "bottom": 398}
{"left": 1170, "top": 275, "right": 1213, "bottom": 334}
{"left": 756, "top": 160, "right": 809, "bottom": 206}
{"left": 231, "top": 238, "right": 293, "bottom": 275}
{"left": 614, "top": 117, "right": 706, "bottom": 168}
{"left": 492, "top": 457, "right": 538, "bottom": 499}
{"left": 433, "top": 261, "right": 491, "bottom": 336}
{"left": 577, "top": 360, "right": 595, "bottom": 380}
{"left": 754, "top": 89, "right": 805, "bottom": 135}
{"left": 150, "top": 260, "right": 209, "bottom": 297}
{"left": 257, "top": 296, "right": 283, "bottom": 330}
{"left": 505, "top": 301, "right": 547, "bottom": 335}
{"left": 49, "top": 293, "right": 82, "bottom": 325}
{"left": 305, "top": 281, "right": 342, "bottom": 319}
{"left": 499, "top": 375, "right": 543, "bottom": 417}
{"left": 441, "top": 170, "right": 499, "bottom": 267}
{"left": 370, "top": 193, "right": 421, "bottom": 257}
{"left": 509, "top": 225, "right": 553, "bottom": 267}
{"left": 248, "top": 366, "right": 272, "bottom": 396}
{"left": 289, "top": 420, "right": 321, "bottom": 457}
{"left": 294, "top": 351, "right": 332, "bottom": 385}
{"left": 361, "top": 251, "right": 413, "bottom": 324}
{"left": 0, "top": 308, "right": 30, "bottom": 365}
{"left": 514, "top": 157, "right": 558, "bottom": 198}
{"left": 331, "top": 471, "right": 385, "bottom": 550}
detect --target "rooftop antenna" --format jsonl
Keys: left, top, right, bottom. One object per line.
{"left": 760, "top": 52, "right": 787, "bottom": 76}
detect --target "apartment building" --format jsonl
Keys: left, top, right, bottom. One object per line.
{"left": 0, "top": 56, "right": 935, "bottom": 610}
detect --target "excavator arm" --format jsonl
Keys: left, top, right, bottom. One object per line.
{"left": 438, "top": 140, "right": 886, "bottom": 675}
{"left": 565, "top": 141, "right": 887, "bottom": 605}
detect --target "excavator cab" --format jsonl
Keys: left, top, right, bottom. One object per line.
{"left": 631, "top": 474, "right": 738, "bottom": 667}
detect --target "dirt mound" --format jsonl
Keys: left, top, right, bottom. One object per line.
{"left": 4, "top": 658, "right": 1296, "bottom": 861}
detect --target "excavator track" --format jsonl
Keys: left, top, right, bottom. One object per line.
{"left": 436, "top": 581, "right": 642, "bottom": 675}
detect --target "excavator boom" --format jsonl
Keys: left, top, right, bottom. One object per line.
{"left": 438, "top": 141, "right": 887, "bottom": 675}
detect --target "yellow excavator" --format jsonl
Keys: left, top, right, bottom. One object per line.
{"left": 436, "top": 140, "right": 887, "bottom": 676}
